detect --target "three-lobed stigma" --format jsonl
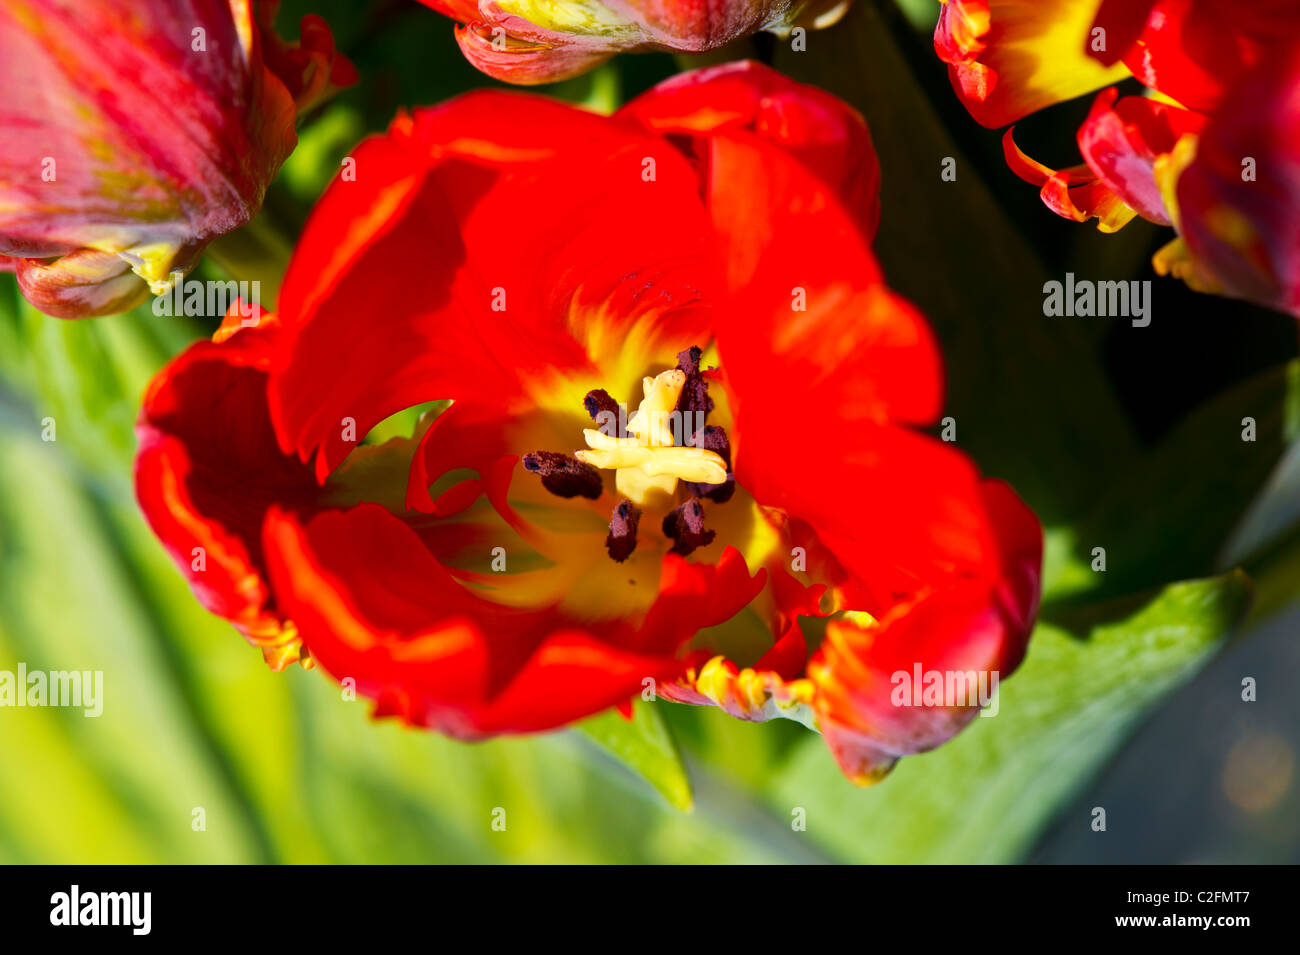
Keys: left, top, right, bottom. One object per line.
{"left": 525, "top": 347, "right": 733, "bottom": 561}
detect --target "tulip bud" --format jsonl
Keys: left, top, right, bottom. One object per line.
{"left": 418, "top": 0, "right": 853, "bottom": 84}
{"left": 0, "top": 0, "right": 354, "bottom": 318}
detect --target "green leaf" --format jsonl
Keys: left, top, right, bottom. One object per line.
{"left": 1046, "top": 359, "right": 1300, "bottom": 605}
{"left": 763, "top": 571, "right": 1252, "bottom": 863}
{"left": 576, "top": 701, "right": 694, "bottom": 811}
{"left": 892, "top": 0, "right": 938, "bottom": 30}
{"left": 1238, "top": 518, "right": 1300, "bottom": 625}
{"left": 0, "top": 277, "right": 200, "bottom": 479}
{"left": 277, "top": 104, "right": 367, "bottom": 210}
{"left": 0, "top": 430, "right": 263, "bottom": 863}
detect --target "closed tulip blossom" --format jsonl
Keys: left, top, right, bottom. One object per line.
{"left": 935, "top": 0, "right": 1300, "bottom": 318}
{"left": 415, "top": 0, "right": 854, "bottom": 84}
{"left": 0, "top": 0, "right": 354, "bottom": 318}
{"left": 134, "top": 62, "right": 1042, "bottom": 784}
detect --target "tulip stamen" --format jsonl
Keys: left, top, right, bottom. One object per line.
{"left": 662, "top": 497, "right": 715, "bottom": 555}
{"left": 524, "top": 346, "right": 733, "bottom": 562}
{"left": 520, "top": 451, "right": 604, "bottom": 499}
{"left": 606, "top": 499, "right": 641, "bottom": 563}
{"left": 575, "top": 367, "right": 727, "bottom": 506}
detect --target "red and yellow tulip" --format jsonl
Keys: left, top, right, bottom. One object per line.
{"left": 134, "top": 63, "right": 1042, "bottom": 784}
{"left": 936, "top": 0, "right": 1300, "bottom": 318}
{"left": 415, "top": 0, "right": 853, "bottom": 84}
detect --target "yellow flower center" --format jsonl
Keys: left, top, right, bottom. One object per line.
{"left": 575, "top": 367, "right": 727, "bottom": 508}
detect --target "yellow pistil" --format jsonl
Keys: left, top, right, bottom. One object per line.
{"left": 575, "top": 367, "right": 727, "bottom": 508}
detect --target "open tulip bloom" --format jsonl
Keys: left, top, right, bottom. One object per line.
{"left": 936, "top": 0, "right": 1300, "bottom": 318}
{"left": 134, "top": 62, "right": 1043, "bottom": 785}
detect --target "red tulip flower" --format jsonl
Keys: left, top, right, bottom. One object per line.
{"left": 415, "top": 0, "right": 854, "bottom": 84}
{"left": 0, "top": 0, "right": 354, "bottom": 318}
{"left": 135, "top": 62, "right": 1042, "bottom": 784}
{"left": 935, "top": 0, "right": 1300, "bottom": 318}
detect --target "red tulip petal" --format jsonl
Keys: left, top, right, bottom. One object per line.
{"left": 1002, "top": 127, "right": 1094, "bottom": 187}
{"left": 406, "top": 401, "right": 514, "bottom": 514}
{"left": 416, "top": 0, "right": 481, "bottom": 22}
{"left": 134, "top": 311, "right": 319, "bottom": 659}
{"left": 619, "top": 60, "right": 882, "bottom": 240}
{"left": 257, "top": 9, "right": 358, "bottom": 114}
{"left": 1174, "top": 42, "right": 1300, "bottom": 317}
{"left": 1003, "top": 126, "right": 1140, "bottom": 232}
{"left": 753, "top": 622, "right": 809, "bottom": 682}
{"left": 636, "top": 547, "right": 768, "bottom": 655}
{"left": 1077, "top": 89, "right": 1205, "bottom": 226}
{"left": 270, "top": 93, "right": 714, "bottom": 482}
{"left": 705, "top": 126, "right": 942, "bottom": 430}
{"left": 8, "top": 249, "right": 151, "bottom": 319}
{"left": 453, "top": 23, "right": 618, "bottom": 86}
{"left": 811, "top": 479, "right": 1042, "bottom": 783}
{"left": 813, "top": 579, "right": 1012, "bottom": 782}
{"left": 692, "top": 114, "right": 1029, "bottom": 633}
{"left": 581, "top": 0, "right": 792, "bottom": 53}
{"left": 262, "top": 503, "right": 696, "bottom": 736}
{"left": 1087, "top": 0, "right": 1158, "bottom": 67}
{"left": 934, "top": 0, "right": 1130, "bottom": 129}
{"left": 417, "top": 0, "right": 844, "bottom": 82}
{"left": 1116, "top": 0, "right": 1294, "bottom": 114}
